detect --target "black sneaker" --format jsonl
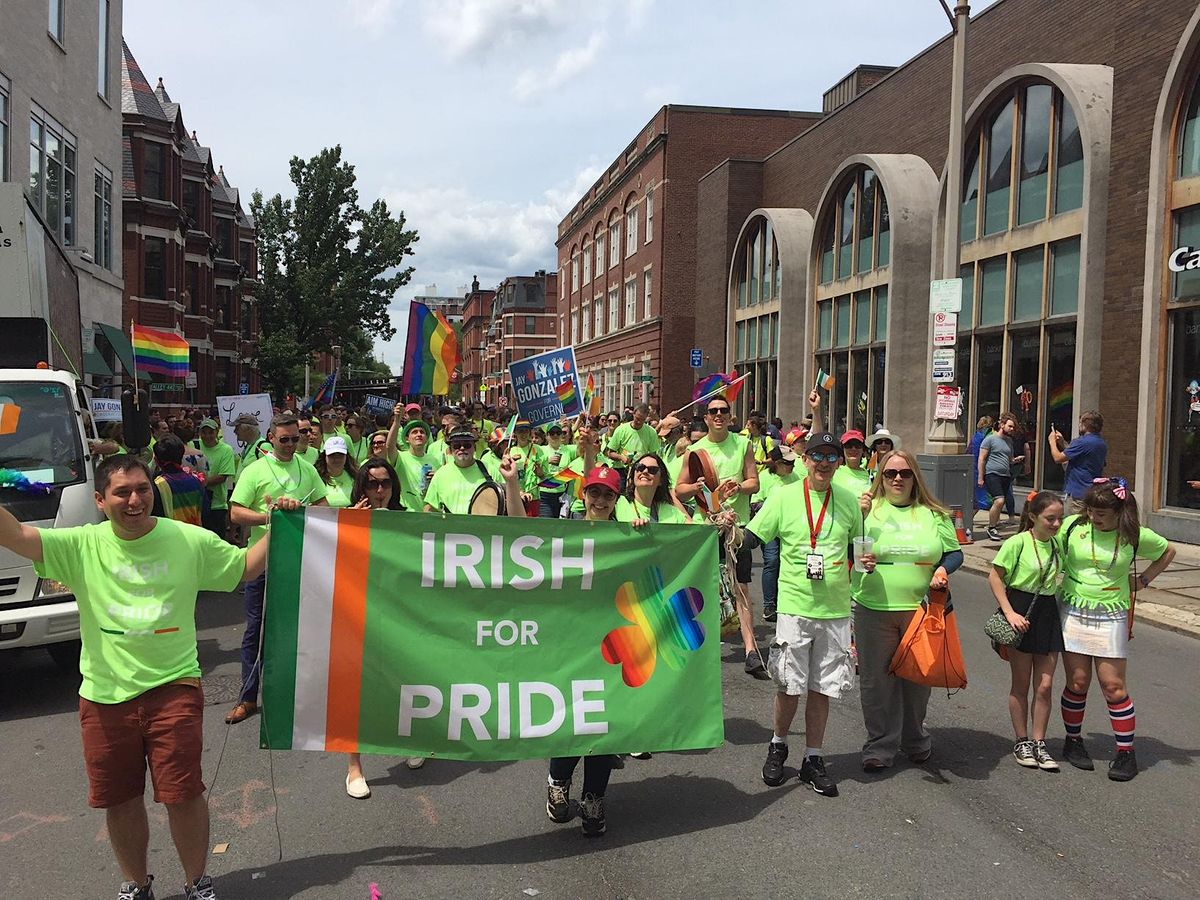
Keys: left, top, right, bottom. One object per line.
{"left": 762, "top": 741, "right": 788, "bottom": 787}
{"left": 184, "top": 875, "right": 217, "bottom": 900}
{"left": 744, "top": 649, "right": 769, "bottom": 679}
{"left": 1062, "top": 736, "right": 1095, "bottom": 771}
{"left": 799, "top": 754, "right": 839, "bottom": 797}
{"left": 986, "top": 526, "right": 1002, "bottom": 542}
{"left": 762, "top": 608, "right": 777, "bottom": 623}
{"left": 118, "top": 876, "right": 155, "bottom": 900}
{"left": 580, "top": 792, "right": 606, "bottom": 837}
{"left": 546, "top": 778, "right": 572, "bottom": 823}
{"left": 1108, "top": 749, "right": 1138, "bottom": 782}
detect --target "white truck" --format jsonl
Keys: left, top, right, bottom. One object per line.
{"left": 0, "top": 182, "right": 103, "bottom": 670}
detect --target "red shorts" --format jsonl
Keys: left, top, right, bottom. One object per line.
{"left": 79, "top": 682, "right": 206, "bottom": 808}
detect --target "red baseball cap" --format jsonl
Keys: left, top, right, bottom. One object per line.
{"left": 582, "top": 466, "right": 621, "bottom": 493}
{"left": 840, "top": 430, "right": 866, "bottom": 445}
{"left": 404, "top": 402, "right": 422, "bottom": 413}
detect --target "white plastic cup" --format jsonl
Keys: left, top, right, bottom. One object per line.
{"left": 853, "top": 536, "right": 874, "bottom": 570}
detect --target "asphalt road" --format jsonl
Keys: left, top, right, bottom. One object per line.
{"left": 2, "top": 570, "right": 1198, "bottom": 900}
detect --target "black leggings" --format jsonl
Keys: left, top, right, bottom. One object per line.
{"left": 548, "top": 755, "right": 616, "bottom": 796}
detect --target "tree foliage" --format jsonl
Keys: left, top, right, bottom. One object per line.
{"left": 251, "top": 146, "right": 416, "bottom": 397}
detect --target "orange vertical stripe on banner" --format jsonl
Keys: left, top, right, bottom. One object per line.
{"left": 324, "top": 509, "right": 372, "bottom": 752}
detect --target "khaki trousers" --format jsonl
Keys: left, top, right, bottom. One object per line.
{"left": 853, "top": 604, "right": 932, "bottom": 765}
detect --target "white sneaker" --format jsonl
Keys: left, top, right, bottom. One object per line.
{"left": 406, "top": 756, "right": 426, "bottom": 769}
{"left": 1013, "top": 740, "right": 1038, "bottom": 768}
{"left": 1033, "top": 740, "right": 1060, "bottom": 771}
{"left": 345, "top": 772, "right": 371, "bottom": 799}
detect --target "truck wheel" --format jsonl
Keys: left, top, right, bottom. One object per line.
{"left": 46, "top": 640, "right": 81, "bottom": 674}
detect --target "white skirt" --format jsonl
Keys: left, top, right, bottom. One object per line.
{"left": 1059, "top": 600, "right": 1129, "bottom": 659}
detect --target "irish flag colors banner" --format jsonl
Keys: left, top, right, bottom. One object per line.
{"left": 261, "top": 508, "right": 723, "bottom": 761}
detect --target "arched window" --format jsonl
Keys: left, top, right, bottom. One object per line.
{"left": 593, "top": 225, "right": 605, "bottom": 278}
{"left": 607, "top": 210, "right": 621, "bottom": 270}
{"left": 582, "top": 237, "right": 592, "bottom": 285}
{"left": 957, "top": 82, "right": 1082, "bottom": 491}
{"left": 731, "top": 216, "right": 780, "bottom": 419}
{"left": 624, "top": 194, "right": 639, "bottom": 256}
{"left": 814, "top": 168, "right": 889, "bottom": 434}
{"left": 1163, "top": 69, "right": 1200, "bottom": 508}
{"left": 570, "top": 244, "right": 579, "bottom": 294}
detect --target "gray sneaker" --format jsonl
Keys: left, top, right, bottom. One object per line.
{"left": 1013, "top": 739, "right": 1038, "bottom": 768}
{"left": 184, "top": 875, "right": 217, "bottom": 900}
{"left": 1033, "top": 740, "right": 1060, "bottom": 771}
{"left": 986, "top": 526, "right": 1003, "bottom": 542}
{"left": 118, "top": 876, "right": 154, "bottom": 900}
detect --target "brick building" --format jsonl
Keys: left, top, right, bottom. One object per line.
{"left": 555, "top": 105, "right": 820, "bottom": 415}
{"left": 460, "top": 276, "right": 496, "bottom": 403}
{"left": 121, "top": 41, "right": 259, "bottom": 407}
{"left": 476, "top": 271, "right": 558, "bottom": 408}
{"left": 696, "top": 0, "right": 1200, "bottom": 542}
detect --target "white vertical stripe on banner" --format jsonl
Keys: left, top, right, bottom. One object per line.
{"left": 291, "top": 508, "right": 339, "bottom": 750}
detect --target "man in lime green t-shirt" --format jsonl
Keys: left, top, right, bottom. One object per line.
{"left": 195, "top": 418, "right": 236, "bottom": 541}
{"left": 226, "top": 414, "right": 329, "bottom": 725}
{"left": 423, "top": 425, "right": 525, "bottom": 515}
{"left": 753, "top": 445, "right": 805, "bottom": 623}
{"left": 0, "top": 454, "right": 269, "bottom": 900}
{"left": 675, "top": 395, "right": 760, "bottom": 675}
{"left": 748, "top": 431, "right": 863, "bottom": 800}
{"left": 395, "top": 419, "right": 443, "bottom": 512}
{"left": 604, "top": 403, "right": 661, "bottom": 490}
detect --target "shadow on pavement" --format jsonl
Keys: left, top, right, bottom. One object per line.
{"left": 213, "top": 773, "right": 797, "bottom": 896}
{"left": 369, "top": 758, "right": 518, "bottom": 790}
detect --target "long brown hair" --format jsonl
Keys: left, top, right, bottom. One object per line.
{"left": 867, "top": 449, "right": 949, "bottom": 517}
{"left": 316, "top": 450, "right": 359, "bottom": 485}
{"left": 1081, "top": 479, "right": 1140, "bottom": 546}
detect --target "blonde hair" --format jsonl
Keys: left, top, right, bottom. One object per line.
{"left": 867, "top": 449, "right": 950, "bottom": 517}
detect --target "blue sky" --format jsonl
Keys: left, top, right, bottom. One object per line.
{"left": 123, "top": 0, "right": 1000, "bottom": 371}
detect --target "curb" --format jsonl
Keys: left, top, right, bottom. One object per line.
{"left": 957, "top": 552, "right": 1200, "bottom": 641}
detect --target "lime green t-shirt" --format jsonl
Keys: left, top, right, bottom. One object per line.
{"left": 615, "top": 495, "right": 692, "bottom": 525}
{"left": 748, "top": 479, "right": 863, "bottom": 619}
{"left": 665, "top": 448, "right": 688, "bottom": 488}
{"left": 236, "top": 438, "right": 269, "bottom": 479}
{"left": 229, "top": 454, "right": 328, "bottom": 547}
{"left": 197, "top": 440, "right": 236, "bottom": 511}
{"left": 425, "top": 460, "right": 492, "bottom": 514}
{"left": 752, "top": 465, "right": 803, "bottom": 504}
{"left": 833, "top": 464, "right": 872, "bottom": 495}
{"left": 539, "top": 444, "right": 578, "bottom": 495}
{"left": 1057, "top": 514, "right": 1169, "bottom": 611}
{"left": 35, "top": 519, "right": 246, "bottom": 703}
{"left": 992, "top": 530, "right": 1061, "bottom": 595}
{"left": 395, "top": 449, "right": 443, "bottom": 513}
{"left": 852, "top": 501, "right": 959, "bottom": 611}
{"left": 509, "top": 442, "right": 545, "bottom": 495}
{"left": 606, "top": 422, "right": 661, "bottom": 469}
{"left": 298, "top": 445, "right": 320, "bottom": 467}
{"left": 689, "top": 432, "right": 753, "bottom": 523}
{"left": 323, "top": 469, "right": 356, "bottom": 508}
{"left": 343, "top": 434, "right": 371, "bottom": 464}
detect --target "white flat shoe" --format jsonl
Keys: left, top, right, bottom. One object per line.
{"left": 345, "top": 772, "right": 371, "bottom": 798}
{"left": 406, "top": 756, "right": 426, "bottom": 770}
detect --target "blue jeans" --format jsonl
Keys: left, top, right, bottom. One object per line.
{"left": 239, "top": 571, "right": 267, "bottom": 704}
{"left": 761, "top": 538, "right": 781, "bottom": 612}
{"left": 540, "top": 495, "right": 564, "bottom": 518}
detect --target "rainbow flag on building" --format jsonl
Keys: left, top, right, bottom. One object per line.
{"left": 132, "top": 325, "right": 189, "bottom": 377}
{"left": 401, "top": 302, "right": 461, "bottom": 396}
{"left": 1048, "top": 379, "right": 1073, "bottom": 414}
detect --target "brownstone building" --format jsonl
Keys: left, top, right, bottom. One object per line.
{"left": 695, "top": 0, "right": 1200, "bottom": 541}
{"left": 555, "top": 105, "right": 820, "bottom": 415}
{"left": 460, "top": 276, "right": 497, "bottom": 404}
{"left": 120, "top": 41, "right": 258, "bottom": 407}
{"left": 477, "top": 271, "right": 558, "bottom": 408}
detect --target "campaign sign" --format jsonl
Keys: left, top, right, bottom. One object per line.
{"left": 217, "top": 392, "right": 273, "bottom": 452}
{"left": 91, "top": 398, "right": 122, "bottom": 422}
{"left": 508, "top": 346, "right": 582, "bottom": 426}
{"left": 364, "top": 394, "right": 393, "bottom": 415}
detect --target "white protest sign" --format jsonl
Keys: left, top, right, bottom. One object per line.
{"left": 90, "top": 398, "right": 122, "bottom": 422}
{"left": 932, "top": 312, "right": 958, "bottom": 347}
{"left": 216, "top": 392, "right": 273, "bottom": 452}
{"left": 930, "top": 278, "right": 963, "bottom": 314}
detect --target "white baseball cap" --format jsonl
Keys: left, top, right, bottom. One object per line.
{"left": 323, "top": 436, "right": 349, "bottom": 455}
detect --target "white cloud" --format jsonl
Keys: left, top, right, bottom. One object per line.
{"left": 513, "top": 32, "right": 606, "bottom": 100}
{"left": 345, "top": 0, "right": 402, "bottom": 28}
{"left": 420, "top": 0, "right": 578, "bottom": 58}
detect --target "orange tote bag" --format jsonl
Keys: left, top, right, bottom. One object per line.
{"left": 888, "top": 585, "right": 968, "bottom": 689}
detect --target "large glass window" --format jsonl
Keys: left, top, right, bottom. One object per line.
{"left": 144, "top": 237, "right": 166, "bottom": 299}
{"left": 624, "top": 279, "right": 636, "bottom": 325}
{"left": 93, "top": 164, "right": 113, "bottom": 270}
{"left": 1017, "top": 85, "right": 1052, "bottom": 226}
{"left": 97, "top": 1, "right": 111, "bottom": 99}
{"left": 625, "top": 202, "right": 638, "bottom": 255}
{"left": 49, "top": 0, "right": 64, "bottom": 42}
{"left": 582, "top": 241, "right": 591, "bottom": 284}
{"left": 143, "top": 141, "right": 166, "bottom": 201}
{"left": 608, "top": 286, "right": 619, "bottom": 331}
{"left": 1, "top": 74, "right": 10, "bottom": 181}
{"left": 983, "top": 98, "right": 1015, "bottom": 236}
{"left": 732, "top": 216, "right": 784, "bottom": 419}
{"left": 28, "top": 108, "right": 76, "bottom": 246}
{"left": 608, "top": 217, "right": 620, "bottom": 269}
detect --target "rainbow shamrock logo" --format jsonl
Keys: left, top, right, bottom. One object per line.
{"left": 601, "top": 567, "right": 706, "bottom": 688}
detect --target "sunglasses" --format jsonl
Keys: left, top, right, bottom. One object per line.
{"left": 366, "top": 478, "right": 391, "bottom": 489}
{"left": 707, "top": 407, "right": 730, "bottom": 416}
{"left": 449, "top": 440, "right": 475, "bottom": 449}
{"left": 298, "top": 428, "right": 312, "bottom": 435}
{"left": 276, "top": 436, "right": 300, "bottom": 445}
{"left": 883, "top": 468, "right": 915, "bottom": 480}
{"left": 807, "top": 451, "right": 840, "bottom": 463}
{"left": 320, "top": 414, "right": 337, "bottom": 420}
{"left": 585, "top": 487, "right": 618, "bottom": 500}
{"left": 634, "top": 463, "right": 661, "bottom": 476}
{"left": 843, "top": 442, "right": 866, "bottom": 451}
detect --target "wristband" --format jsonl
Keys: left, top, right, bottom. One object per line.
{"left": 1137, "top": 574, "right": 1150, "bottom": 589}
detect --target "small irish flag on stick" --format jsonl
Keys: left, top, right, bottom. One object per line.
{"left": 816, "top": 368, "right": 836, "bottom": 391}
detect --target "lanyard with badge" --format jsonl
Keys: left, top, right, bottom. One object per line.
{"left": 803, "top": 477, "right": 832, "bottom": 581}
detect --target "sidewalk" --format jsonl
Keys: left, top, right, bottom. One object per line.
{"left": 960, "top": 511, "right": 1200, "bottom": 638}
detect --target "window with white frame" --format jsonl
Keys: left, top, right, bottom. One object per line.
{"left": 593, "top": 295, "right": 604, "bottom": 337}
{"left": 643, "top": 268, "right": 652, "bottom": 319}
{"left": 97, "top": 1, "right": 111, "bottom": 99}
{"left": 582, "top": 301, "right": 591, "bottom": 341}
{"left": 594, "top": 229, "right": 605, "bottom": 275}
{"left": 609, "top": 218, "right": 621, "bottom": 268}
{"left": 0, "top": 73, "right": 9, "bottom": 181}
{"left": 621, "top": 363, "right": 635, "bottom": 408}
{"left": 645, "top": 187, "right": 654, "bottom": 243}
{"left": 604, "top": 367, "right": 619, "bottom": 411}
{"left": 559, "top": 314, "right": 565, "bottom": 344}
{"left": 571, "top": 307, "right": 580, "bottom": 344}
{"left": 559, "top": 267, "right": 565, "bottom": 299}
{"left": 571, "top": 252, "right": 579, "bottom": 291}
{"left": 93, "top": 163, "right": 113, "bottom": 269}
{"left": 640, "top": 360, "right": 652, "bottom": 403}
{"left": 582, "top": 240, "right": 591, "bottom": 284}
{"left": 625, "top": 203, "right": 638, "bottom": 255}
{"left": 624, "top": 279, "right": 636, "bottom": 325}
{"left": 608, "top": 286, "right": 620, "bottom": 331}
{"left": 49, "top": 0, "right": 64, "bottom": 42}
{"left": 29, "top": 107, "right": 77, "bottom": 245}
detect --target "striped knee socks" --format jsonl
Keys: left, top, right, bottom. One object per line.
{"left": 1107, "top": 695, "right": 1136, "bottom": 751}
{"left": 1061, "top": 688, "right": 1087, "bottom": 737}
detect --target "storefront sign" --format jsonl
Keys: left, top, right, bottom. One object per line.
{"left": 151, "top": 382, "right": 184, "bottom": 392}
{"left": 1168, "top": 246, "right": 1200, "bottom": 271}
{"left": 934, "top": 385, "right": 962, "bottom": 420}
{"left": 932, "top": 349, "right": 955, "bottom": 383}
{"left": 932, "top": 312, "right": 958, "bottom": 347}
{"left": 929, "top": 278, "right": 963, "bottom": 313}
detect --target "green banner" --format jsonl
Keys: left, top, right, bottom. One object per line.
{"left": 261, "top": 508, "right": 723, "bottom": 761}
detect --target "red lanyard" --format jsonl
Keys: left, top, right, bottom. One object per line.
{"left": 803, "top": 478, "right": 832, "bottom": 550}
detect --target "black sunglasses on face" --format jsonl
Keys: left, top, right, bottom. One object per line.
{"left": 634, "top": 463, "right": 661, "bottom": 476}
{"left": 883, "top": 468, "right": 915, "bottom": 480}
{"left": 807, "top": 451, "right": 840, "bottom": 463}
{"left": 276, "top": 436, "right": 300, "bottom": 445}
{"left": 449, "top": 440, "right": 475, "bottom": 449}
{"left": 707, "top": 407, "right": 729, "bottom": 415}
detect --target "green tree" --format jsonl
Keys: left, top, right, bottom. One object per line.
{"left": 252, "top": 146, "right": 417, "bottom": 398}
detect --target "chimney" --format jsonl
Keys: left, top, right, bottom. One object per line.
{"left": 472, "top": 276, "right": 480, "bottom": 292}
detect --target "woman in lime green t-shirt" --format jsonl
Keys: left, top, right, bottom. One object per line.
{"left": 314, "top": 438, "right": 358, "bottom": 508}
{"left": 987, "top": 491, "right": 1065, "bottom": 772}
{"left": 1054, "top": 479, "right": 1175, "bottom": 781}
{"left": 616, "top": 453, "right": 692, "bottom": 525}
{"left": 852, "top": 449, "right": 963, "bottom": 771}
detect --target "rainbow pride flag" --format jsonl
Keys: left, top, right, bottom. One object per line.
{"left": 584, "top": 372, "right": 601, "bottom": 416}
{"left": 400, "top": 302, "right": 460, "bottom": 396}
{"left": 1048, "top": 379, "right": 1073, "bottom": 414}
{"left": 554, "top": 377, "right": 579, "bottom": 413}
{"left": 132, "top": 325, "right": 189, "bottom": 377}
{"left": 539, "top": 468, "right": 583, "bottom": 490}
{"left": 692, "top": 371, "right": 744, "bottom": 404}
